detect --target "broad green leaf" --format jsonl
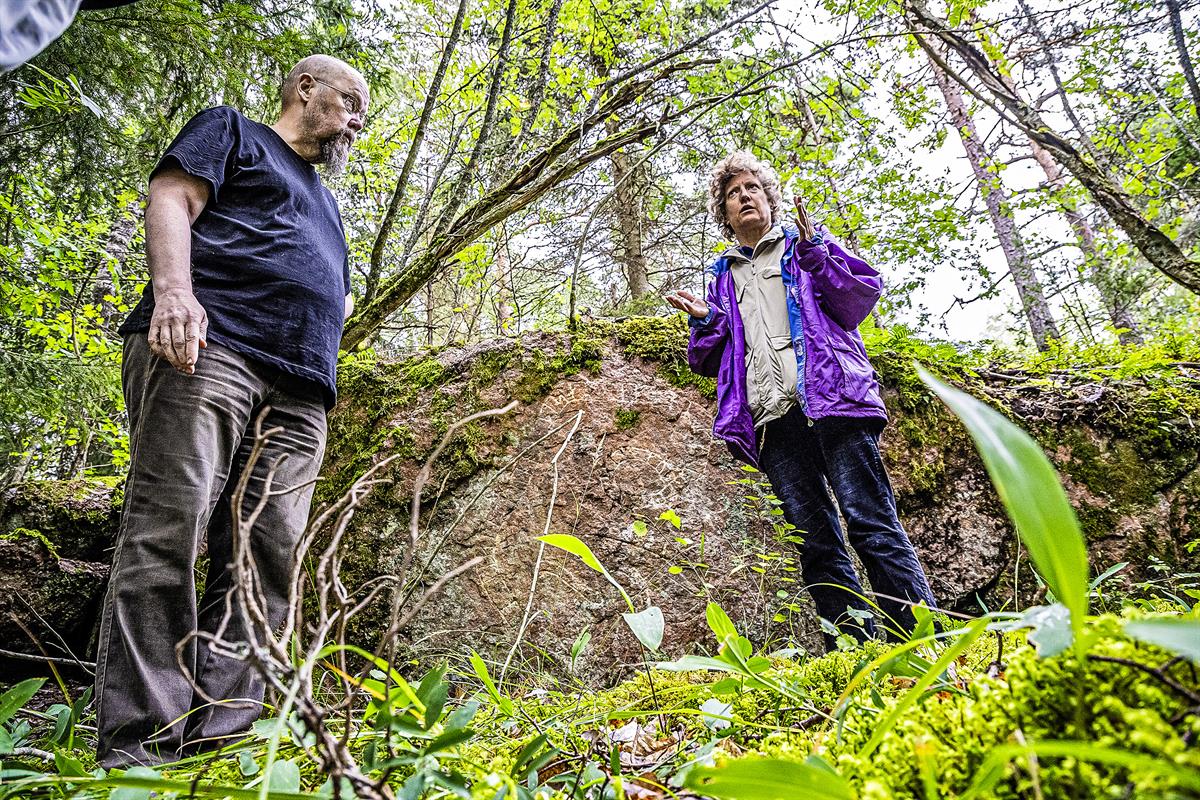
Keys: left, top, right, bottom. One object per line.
{"left": 469, "top": 651, "right": 513, "bottom": 715}
{"left": 267, "top": 759, "right": 301, "bottom": 793}
{"left": 632, "top": 520, "right": 648, "bottom": 536}
{"left": 110, "top": 767, "right": 160, "bottom": 800}
{"left": 238, "top": 750, "right": 260, "bottom": 777}
{"left": 251, "top": 717, "right": 287, "bottom": 741}
{"left": 655, "top": 654, "right": 737, "bottom": 672}
{"left": 430, "top": 770, "right": 472, "bottom": 800}
{"left": 699, "top": 698, "right": 732, "bottom": 730}
{"left": 443, "top": 701, "right": 479, "bottom": 732}
{"left": 1125, "top": 617, "right": 1200, "bottom": 661}
{"left": 0, "top": 678, "right": 45, "bottom": 727}
{"left": 659, "top": 509, "right": 682, "bottom": 529}
{"left": 54, "top": 751, "right": 89, "bottom": 777}
{"left": 1022, "top": 604, "right": 1073, "bottom": 657}
{"left": 622, "top": 606, "right": 664, "bottom": 652}
{"left": 539, "top": 533, "right": 605, "bottom": 573}
{"left": 511, "top": 733, "right": 556, "bottom": 780}
{"left": 918, "top": 366, "right": 1088, "bottom": 646}
{"left": 706, "top": 602, "right": 739, "bottom": 645}
{"left": 417, "top": 664, "right": 448, "bottom": 728}
{"left": 539, "top": 533, "right": 633, "bottom": 610}
{"left": 685, "top": 757, "right": 855, "bottom": 800}
{"left": 424, "top": 727, "right": 476, "bottom": 754}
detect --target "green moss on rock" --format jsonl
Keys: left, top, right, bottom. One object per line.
{"left": 600, "top": 316, "right": 717, "bottom": 398}
{"left": 0, "top": 526, "right": 60, "bottom": 559}
{"left": 614, "top": 408, "right": 642, "bottom": 431}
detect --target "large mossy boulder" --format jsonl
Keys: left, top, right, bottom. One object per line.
{"left": 0, "top": 479, "right": 120, "bottom": 663}
{"left": 319, "top": 319, "right": 1200, "bottom": 682}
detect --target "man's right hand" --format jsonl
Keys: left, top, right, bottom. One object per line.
{"left": 149, "top": 289, "right": 207, "bottom": 374}
{"left": 665, "top": 289, "right": 710, "bottom": 319}
{"left": 144, "top": 168, "right": 211, "bottom": 375}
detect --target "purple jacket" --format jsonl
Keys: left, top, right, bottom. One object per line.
{"left": 688, "top": 225, "right": 887, "bottom": 467}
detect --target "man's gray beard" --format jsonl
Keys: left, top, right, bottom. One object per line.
{"left": 319, "top": 134, "right": 350, "bottom": 180}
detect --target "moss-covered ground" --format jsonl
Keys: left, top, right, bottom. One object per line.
{"left": 4, "top": 605, "right": 1197, "bottom": 799}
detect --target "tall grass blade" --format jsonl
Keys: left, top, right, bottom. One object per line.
{"left": 918, "top": 366, "right": 1089, "bottom": 645}
{"left": 859, "top": 617, "right": 989, "bottom": 758}
{"left": 0, "top": 678, "right": 45, "bottom": 727}
{"left": 962, "top": 740, "right": 1200, "bottom": 797}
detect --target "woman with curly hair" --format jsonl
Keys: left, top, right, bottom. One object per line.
{"left": 667, "top": 150, "right": 936, "bottom": 651}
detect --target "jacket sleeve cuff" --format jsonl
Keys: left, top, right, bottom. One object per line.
{"left": 688, "top": 306, "right": 717, "bottom": 328}
{"left": 796, "top": 234, "right": 828, "bottom": 271}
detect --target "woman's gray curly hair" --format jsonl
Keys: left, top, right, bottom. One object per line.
{"left": 707, "top": 150, "right": 784, "bottom": 239}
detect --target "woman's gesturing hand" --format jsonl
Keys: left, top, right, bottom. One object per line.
{"left": 665, "top": 289, "right": 710, "bottom": 319}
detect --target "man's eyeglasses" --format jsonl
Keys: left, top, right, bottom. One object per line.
{"left": 311, "top": 76, "right": 366, "bottom": 121}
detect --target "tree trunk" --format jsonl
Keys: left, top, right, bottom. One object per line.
{"left": 1165, "top": 0, "right": 1200, "bottom": 120}
{"left": 605, "top": 118, "right": 650, "bottom": 302}
{"left": 907, "top": 0, "right": 1200, "bottom": 294}
{"left": 425, "top": 282, "right": 436, "bottom": 348}
{"left": 928, "top": 50, "right": 1061, "bottom": 349}
{"left": 365, "top": 0, "right": 470, "bottom": 304}
{"left": 91, "top": 199, "right": 141, "bottom": 334}
{"left": 1026, "top": 140, "right": 1144, "bottom": 344}
{"left": 430, "top": 0, "right": 520, "bottom": 241}
{"left": 1014, "top": 0, "right": 1112, "bottom": 171}
{"left": 510, "top": 0, "right": 566, "bottom": 159}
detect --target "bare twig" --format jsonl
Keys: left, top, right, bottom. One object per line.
{"left": 500, "top": 410, "right": 585, "bottom": 683}
{"left": 168, "top": 400, "right": 519, "bottom": 800}
{"left": 1088, "top": 655, "right": 1200, "bottom": 705}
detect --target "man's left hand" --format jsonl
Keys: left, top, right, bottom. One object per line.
{"left": 793, "top": 195, "right": 816, "bottom": 240}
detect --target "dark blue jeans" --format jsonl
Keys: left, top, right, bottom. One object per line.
{"left": 758, "top": 408, "right": 935, "bottom": 650}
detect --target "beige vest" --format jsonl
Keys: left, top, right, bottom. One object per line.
{"left": 727, "top": 225, "right": 797, "bottom": 427}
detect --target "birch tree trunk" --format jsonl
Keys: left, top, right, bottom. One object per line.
{"left": 1165, "top": 0, "right": 1200, "bottom": 120}
{"left": 907, "top": 0, "right": 1200, "bottom": 294}
{"left": 1026, "top": 139, "right": 1144, "bottom": 344}
{"left": 493, "top": 227, "right": 514, "bottom": 335}
{"left": 928, "top": 51, "right": 1061, "bottom": 349}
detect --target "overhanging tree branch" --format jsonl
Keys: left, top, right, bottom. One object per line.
{"left": 905, "top": 0, "right": 1200, "bottom": 294}
{"left": 341, "top": 60, "right": 707, "bottom": 349}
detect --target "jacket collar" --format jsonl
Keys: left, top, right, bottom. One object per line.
{"left": 710, "top": 222, "right": 801, "bottom": 276}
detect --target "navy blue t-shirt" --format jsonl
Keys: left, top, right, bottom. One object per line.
{"left": 119, "top": 106, "right": 350, "bottom": 408}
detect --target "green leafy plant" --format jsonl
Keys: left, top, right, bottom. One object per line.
{"left": 538, "top": 533, "right": 664, "bottom": 653}
{"left": 918, "top": 365, "right": 1090, "bottom": 650}
{"left": 686, "top": 756, "right": 854, "bottom": 800}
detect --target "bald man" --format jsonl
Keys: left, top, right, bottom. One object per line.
{"left": 94, "top": 55, "right": 369, "bottom": 768}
